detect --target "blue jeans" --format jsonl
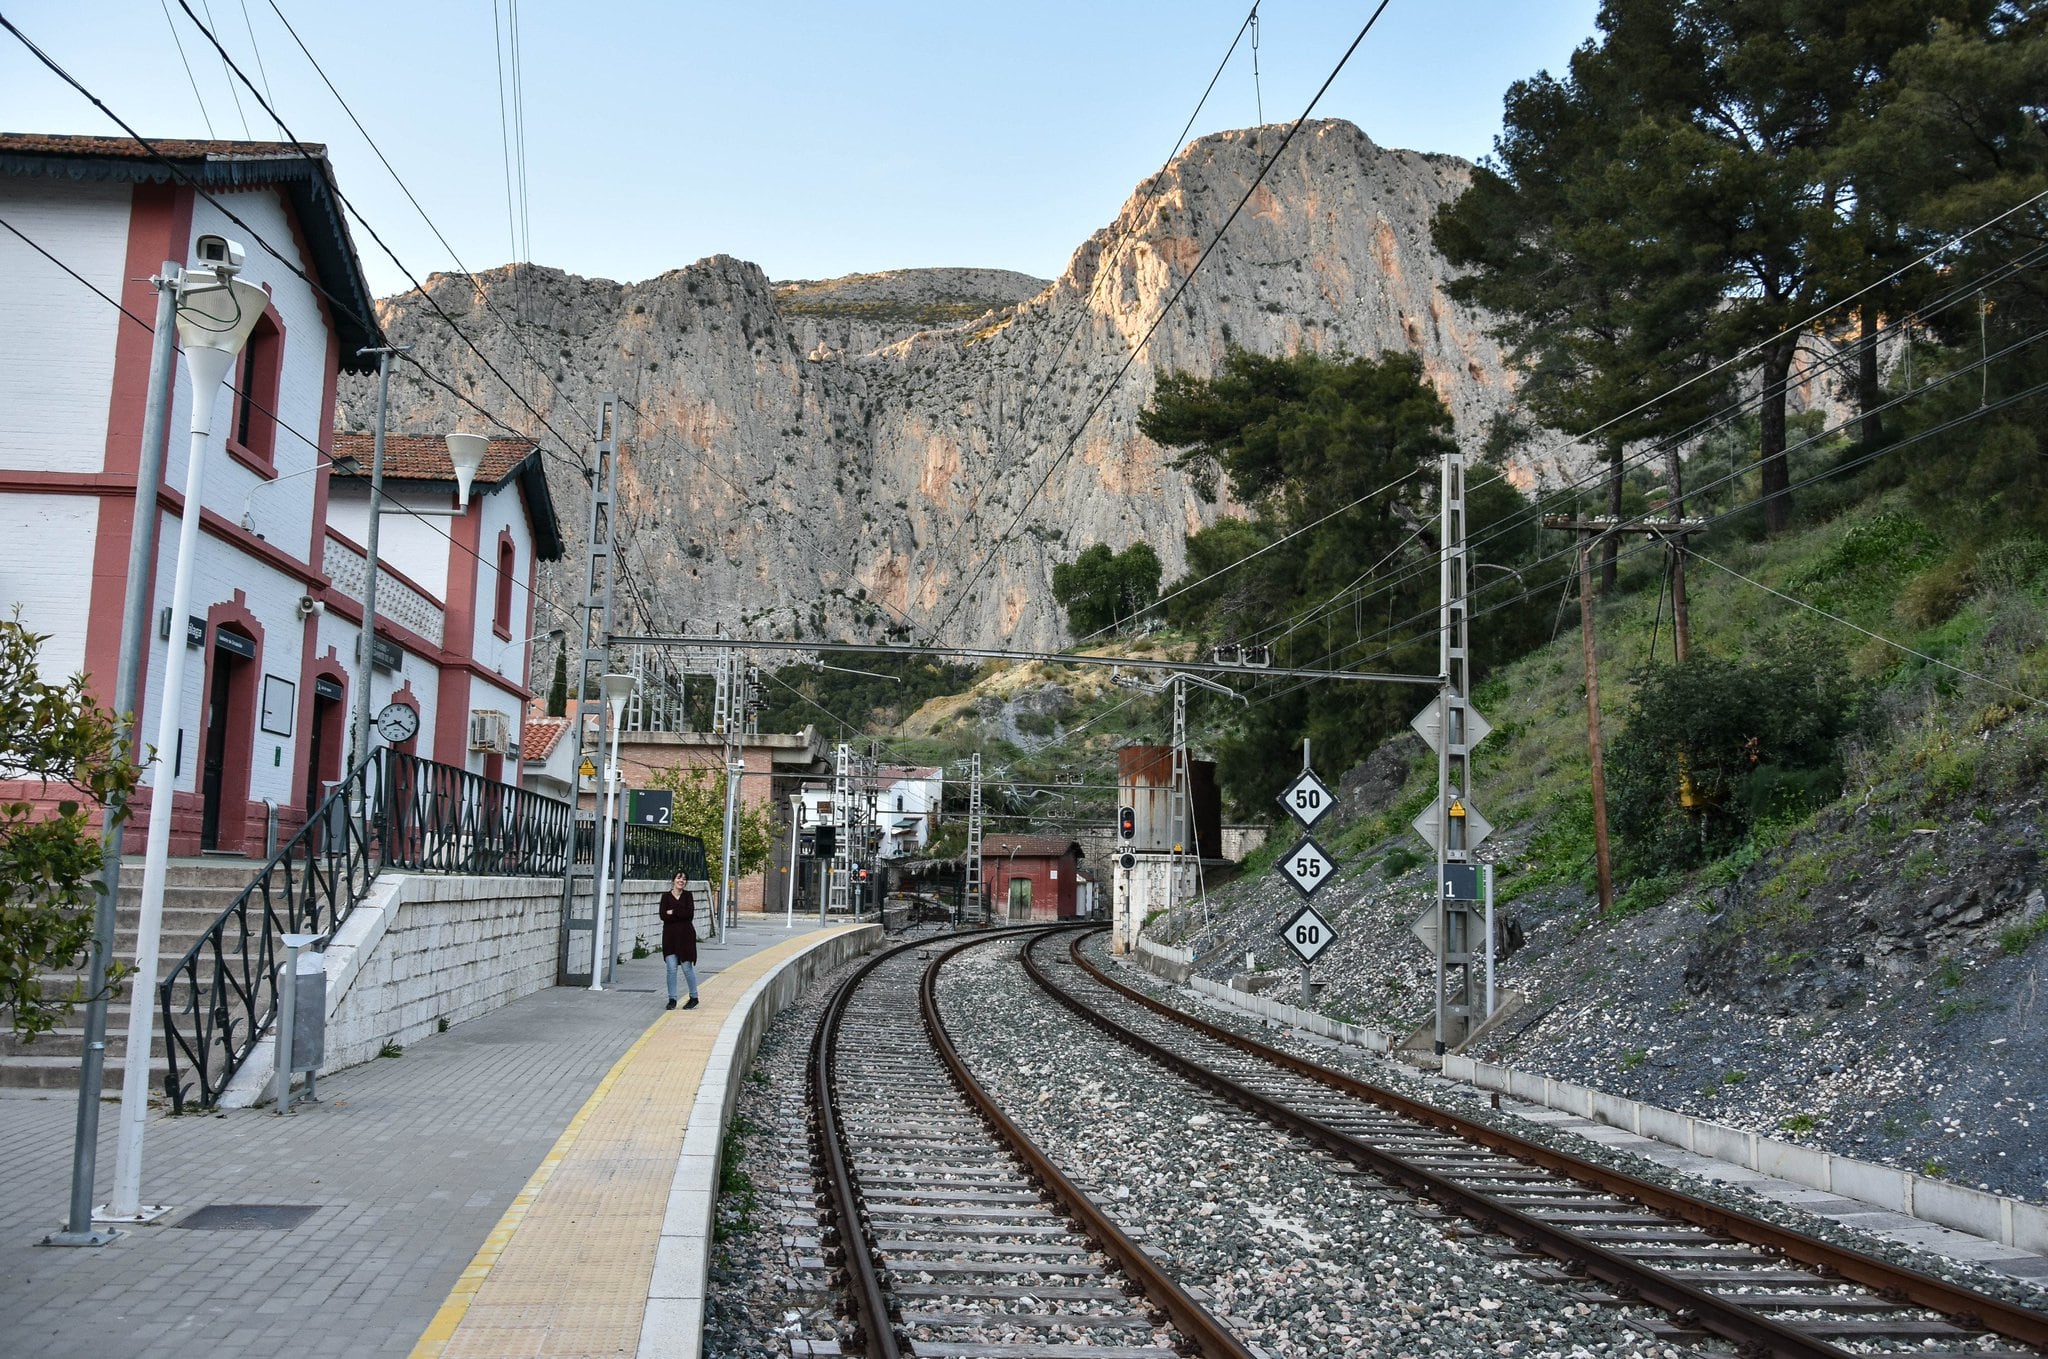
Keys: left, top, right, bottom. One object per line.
{"left": 665, "top": 954, "right": 698, "bottom": 1002}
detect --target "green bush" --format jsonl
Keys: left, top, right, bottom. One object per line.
{"left": 1608, "top": 654, "right": 1864, "bottom": 876}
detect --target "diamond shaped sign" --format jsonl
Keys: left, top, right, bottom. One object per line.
{"left": 1275, "top": 836, "right": 1336, "bottom": 898}
{"left": 1410, "top": 697, "right": 1492, "bottom": 755}
{"left": 1279, "top": 903, "right": 1336, "bottom": 964}
{"left": 1277, "top": 768, "right": 1337, "bottom": 829}
{"left": 1411, "top": 796, "right": 1493, "bottom": 855}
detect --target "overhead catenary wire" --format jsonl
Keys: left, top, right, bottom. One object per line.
{"left": 169, "top": 1, "right": 597, "bottom": 482}
{"left": 1299, "top": 314, "right": 2048, "bottom": 684}
{"left": 0, "top": 212, "right": 584, "bottom": 628}
{"left": 257, "top": 0, "right": 594, "bottom": 437}
{"left": 928, "top": 0, "right": 1395, "bottom": 646}
{"left": 1225, "top": 243, "right": 2048, "bottom": 681}
{"left": 925, "top": 1, "right": 1268, "bottom": 632}
{"left": 1088, "top": 192, "right": 2048, "bottom": 669}
{"left": 1252, "top": 368, "right": 2048, "bottom": 711}
{"left": 158, "top": 0, "right": 215, "bottom": 137}
{"left": 0, "top": 13, "right": 596, "bottom": 496}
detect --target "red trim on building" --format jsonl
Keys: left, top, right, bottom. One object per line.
{"left": 492, "top": 527, "right": 516, "bottom": 640}
{"left": 323, "top": 526, "right": 446, "bottom": 608}
{"left": 309, "top": 327, "right": 338, "bottom": 569}
{"left": 196, "top": 593, "right": 264, "bottom": 856}
{"left": 223, "top": 295, "right": 285, "bottom": 478}
{"left": 82, "top": 182, "right": 194, "bottom": 712}
{"left": 435, "top": 496, "right": 485, "bottom": 765}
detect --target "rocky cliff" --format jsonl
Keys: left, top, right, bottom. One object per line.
{"left": 337, "top": 120, "right": 1517, "bottom": 657}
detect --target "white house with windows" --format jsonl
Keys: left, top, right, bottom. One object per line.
{"left": 0, "top": 134, "right": 561, "bottom": 857}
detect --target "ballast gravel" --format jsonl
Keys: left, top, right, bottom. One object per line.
{"left": 938, "top": 938, "right": 1684, "bottom": 1359}
{"left": 1088, "top": 931, "right": 2048, "bottom": 1319}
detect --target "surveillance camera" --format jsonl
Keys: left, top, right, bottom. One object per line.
{"left": 193, "top": 234, "right": 246, "bottom": 274}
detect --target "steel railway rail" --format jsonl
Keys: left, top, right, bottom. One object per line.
{"left": 808, "top": 927, "right": 1254, "bottom": 1358}
{"left": 1027, "top": 927, "right": 2048, "bottom": 1359}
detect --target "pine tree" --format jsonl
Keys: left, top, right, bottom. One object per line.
{"left": 546, "top": 638, "right": 567, "bottom": 718}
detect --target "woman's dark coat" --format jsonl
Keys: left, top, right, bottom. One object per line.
{"left": 659, "top": 887, "right": 697, "bottom": 962}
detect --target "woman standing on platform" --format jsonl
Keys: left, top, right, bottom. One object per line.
{"left": 659, "top": 871, "right": 699, "bottom": 1010}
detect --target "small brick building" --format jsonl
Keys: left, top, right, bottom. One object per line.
{"left": 982, "top": 835, "right": 1084, "bottom": 922}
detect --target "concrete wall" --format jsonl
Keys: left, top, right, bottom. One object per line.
{"left": 1440, "top": 1053, "right": 2048, "bottom": 1254}
{"left": 223, "top": 871, "right": 677, "bottom": 1106}
{"left": 1120, "top": 938, "right": 2048, "bottom": 1256}
{"left": 644, "top": 923, "right": 881, "bottom": 1359}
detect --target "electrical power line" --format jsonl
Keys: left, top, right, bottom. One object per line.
{"left": 926, "top": 1, "right": 1392, "bottom": 645}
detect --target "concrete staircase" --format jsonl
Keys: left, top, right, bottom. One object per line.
{"left": 0, "top": 859, "right": 259, "bottom": 1096}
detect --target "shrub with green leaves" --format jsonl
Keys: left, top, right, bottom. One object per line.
{"left": 2, "top": 619, "right": 144, "bottom": 1039}
{"left": 1608, "top": 654, "right": 1865, "bottom": 876}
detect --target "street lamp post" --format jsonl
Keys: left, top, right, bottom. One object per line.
{"left": 105, "top": 258, "right": 270, "bottom": 1223}
{"left": 589, "top": 672, "right": 635, "bottom": 990}
{"left": 48, "top": 263, "right": 180, "bottom": 1247}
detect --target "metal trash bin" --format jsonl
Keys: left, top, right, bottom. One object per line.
{"left": 290, "top": 951, "right": 326, "bottom": 1073}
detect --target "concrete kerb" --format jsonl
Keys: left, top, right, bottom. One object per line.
{"left": 1137, "top": 962, "right": 2048, "bottom": 1257}
{"left": 640, "top": 923, "right": 882, "bottom": 1359}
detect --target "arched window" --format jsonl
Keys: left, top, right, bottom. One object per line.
{"left": 494, "top": 534, "right": 516, "bottom": 639}
{"left": 229, "top": 309, "right": 282, "bottom": 471}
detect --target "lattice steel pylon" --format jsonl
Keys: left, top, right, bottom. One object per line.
{"left": 1169, "top": 677, "right": 1200, "bottom": 930}
{"left": 1433, "top": 448, "right": 1476, "bottom": 1051}
{"left": 557, "top": 394, "right": 620, "bottom": 984}
{"left": 964, "top": 754, "right": 983, "bottom": 921}
{"left": 716, "top": 646, "right": 745, "bottom": 936}
{"left": 829, "top": 741, "right": 852, "bottom": 916}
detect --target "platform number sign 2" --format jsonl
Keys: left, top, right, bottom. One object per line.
{"left": 1278, "top": 768, "right": 1336, "bottom": 830}
{"left": 1279, "top": 903, "right": 1335, "bottom": 964}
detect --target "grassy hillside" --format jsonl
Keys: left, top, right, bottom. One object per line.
{"left": 1177, "top": 454, "right": 2048, "bottom": 1199}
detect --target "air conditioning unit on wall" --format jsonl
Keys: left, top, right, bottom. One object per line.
{"left": 468, "top": 709, "right": 512, "bottom": 754}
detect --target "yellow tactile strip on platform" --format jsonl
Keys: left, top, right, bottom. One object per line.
{"left": 411, "top": 933, "right": 835, "bottom": 1359}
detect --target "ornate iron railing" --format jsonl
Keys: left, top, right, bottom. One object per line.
{"left": 158, "top": 751, "right": 381, "bottom": 1113}
{"left": 159, "top": 749, "right": 585, "bottom": 1111}
{"left": 378, "top": 749, "right": 572, "bottom": 877}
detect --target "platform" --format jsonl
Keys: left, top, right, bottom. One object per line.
{"left": 0, "top": 916, "right": 874, "bottom": 1359}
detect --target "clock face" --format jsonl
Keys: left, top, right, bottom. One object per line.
{"left": 375, "top": 702, "right": 419, "bottom": 744}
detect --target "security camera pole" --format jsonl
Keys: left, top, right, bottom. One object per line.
{"left": 106, "top": 253, "right": 272, "bottom": 1221}
{"left": 48, "top": 263, "right": 181, "bottom": 1246}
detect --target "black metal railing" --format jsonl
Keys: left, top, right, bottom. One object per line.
{"left": 378, "top": 749, "right": 573, "bottom": 877}
{"left": 621, "top": 822, "right": 709, "bottom": 882}
{"left": 159, "top": 749, "right": 592, "bottom": 1111}
{"left": 158, "top": 752, "right": 381, "bottom": 1113}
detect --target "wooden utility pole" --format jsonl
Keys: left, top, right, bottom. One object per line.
{"left": 1575, "top": 536, "right": 1615, "bottom": 915}
{"left": 1544, "top": 514, "right": 1709, "bottom": 915}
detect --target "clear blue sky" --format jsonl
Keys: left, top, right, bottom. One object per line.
{"left": 3, "top": 2, "right": 1598, "bottom": 297}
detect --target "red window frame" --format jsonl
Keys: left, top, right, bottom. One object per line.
{"left": 493, "top": 531, "right": 516, "bottom": 640}
{"left": 227, "top": 304, "right": 284, "bottom": 476}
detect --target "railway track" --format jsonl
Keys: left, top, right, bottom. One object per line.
{"left": 808, "top": 927, "right": 1254, "bottom": 1358}
{"left": 1027, "top": 926, "right": 2048, "bottom": 1359}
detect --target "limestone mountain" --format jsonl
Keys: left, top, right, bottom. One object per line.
{"left": 337, "top": 120, "right": 1517, "bottom": 661}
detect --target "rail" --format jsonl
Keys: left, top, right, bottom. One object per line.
{"left": 159, "top": 749, "right": 596, "bottom": 1111}
{"left": 1047, "top": 929, "right": 2048, "bottom": 1357}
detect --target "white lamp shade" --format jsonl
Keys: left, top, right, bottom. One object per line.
{"left": 599, "top": 671, "right": 637, "bottom": 716}
{"left": 446, "top": 432, "right": 489, "bottom": 510}
{"left": 174, "top": 277, "right": 271, "bottom": 436}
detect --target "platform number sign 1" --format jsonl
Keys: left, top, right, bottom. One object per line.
{"left": 1279, "top": 903, "right": 1335, "bottom": 965}
{"left": 1278, "top": 768, "right": 1336, "bottom": 830}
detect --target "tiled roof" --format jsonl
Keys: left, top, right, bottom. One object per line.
{"left": 328, "top": 433, "right": 565, "bottom": 561}
{"left": 0, "top": 133, "right": 382, "bottom": 366}
{"left": 330, "top": 433, "right": 537, "bottom": 484}
{"left": 522, "top": 716, "right": 570, "bottom": 762}
{"left": 0, "top": 134, "right": 327, "bottom": 160}
{"left": 982, "top": 835, "right": 1082, "bottom": 859}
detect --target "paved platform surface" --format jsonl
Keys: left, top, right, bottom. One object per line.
{"left": 0, "top": 916, "right": 846, "bottom": 1359}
